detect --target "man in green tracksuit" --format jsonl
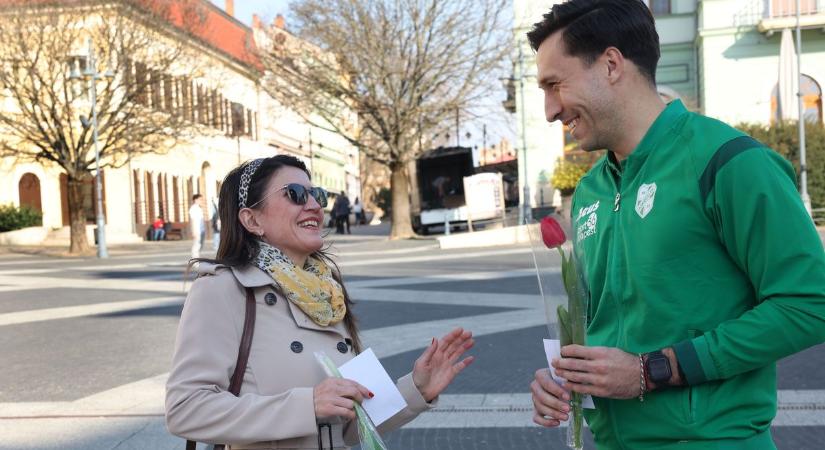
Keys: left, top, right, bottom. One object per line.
{"left": 527, "top": 1, "right": 825, "bottom": 449}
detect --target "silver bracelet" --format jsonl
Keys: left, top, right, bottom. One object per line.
{"left": 638, "top": 353, "right": 647, "bottom": 402}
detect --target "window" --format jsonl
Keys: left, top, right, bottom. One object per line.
{"left": 150, "top": 70, "right": 161, "bottom": 110}
{"left": 770, "top": 0, "right": 816, "bottom": 18}
{"left": 231, "top": 102, "right": 245, "bottom": 136}
{"left": 134, "top": 62, "right": 148, "bottom": 105}
{"left": 66, "top": 55, "right": 88, "bottom": 77}
{"left": 163, "top": 75, "right": 174, "bottom": 112}
{"left": 647, "top": 0, "right": 670, "bottom": 15}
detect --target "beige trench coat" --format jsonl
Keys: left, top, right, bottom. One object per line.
{"left": 166, "top": 263, "right": 435, "bottom": 449}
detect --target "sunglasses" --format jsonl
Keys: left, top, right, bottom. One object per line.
{"left": 277, "top": 183, "right": 329, "bottom": 208}
{"left": 248, "top": 183, "right": 329, "bottom": 209}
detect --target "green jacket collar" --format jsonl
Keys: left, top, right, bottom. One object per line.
{"left": 606, "top": 100, "right": 689, "bottom": 175}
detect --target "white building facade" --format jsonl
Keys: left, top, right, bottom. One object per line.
{"left": 513, "top": 0, "right": 825, "bottom": 209}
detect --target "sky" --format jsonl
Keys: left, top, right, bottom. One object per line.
{"left": 209, "top": 0, "right": 291, "bottom": 26}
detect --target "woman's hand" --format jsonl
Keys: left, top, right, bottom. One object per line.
{"left": 313, "top": 377, "right": 373, "bottom": 421}
{"left": 412, "top": 327, "right": 475, "bottom": 402}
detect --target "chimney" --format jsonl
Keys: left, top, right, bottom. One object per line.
{"left": 252, "top": 14, "right": 262, "bottom": 29}
{"left": 225, "top": 0, "right": 234, "bottom": 17}
{"left": 274, "top": 14, "right": 286, "bottom": 29}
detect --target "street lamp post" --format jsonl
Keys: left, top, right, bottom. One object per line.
{"left": 795, "top": 0, "right": 812, "bottom": 214}
{"left": 70, "top": 38, "right": 114, "bottom": 258}
{"left": 517, "top": 45, "right": 531, "bottom": 224}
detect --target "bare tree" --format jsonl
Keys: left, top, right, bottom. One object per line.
{"left": 259, "top": 0, "right": 509, "bottom": 239}
{"left": 0, "top": 0, "right": 211, "bottom": 253}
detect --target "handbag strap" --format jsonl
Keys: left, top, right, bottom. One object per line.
{"left": 187, "top": 287, "right": 257, "bottom": 450}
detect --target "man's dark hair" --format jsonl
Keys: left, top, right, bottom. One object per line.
{"left": 192, "top": 193, "right": 202, "bottom": 202}
{"left": 526, "top": 0, "right": 660, "bottom": 85}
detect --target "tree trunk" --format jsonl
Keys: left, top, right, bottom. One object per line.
{"left": 67, "top": 176, "right": 92, "bottom": 254}
{"left": 389, "top": 163, "right": 415, "bottom": 239}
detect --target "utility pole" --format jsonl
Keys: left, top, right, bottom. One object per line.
{"left": 308, "top": 128, "right": 314, "bottom": 177}
{"left": 482, "top": 124, "right": 487, "bottom": 163}
{"left": 455, "top": 108, "right": 460, "bottom": 147}
{"left": 517, "top": 45, "right": 530, "bottom": 224}
{"left": 795, "top": 0, "right": 812, "bottom": 214}
{"left": 70, "top": 38, "right": 113, "bottom": 258}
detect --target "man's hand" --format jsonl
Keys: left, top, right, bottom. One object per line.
{"left": 551, "top": 345, "right": 641, "bottom": 399}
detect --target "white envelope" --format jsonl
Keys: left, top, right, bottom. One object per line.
{"left": 543, "top": 339, "right": 596, "bottom": 409}
{"left": 339, "top": 348, "right": 408, "bottom": 426}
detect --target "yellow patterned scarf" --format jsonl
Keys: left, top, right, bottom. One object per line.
{"left": 254, "top": 241, "right": 346, "bottom": 326}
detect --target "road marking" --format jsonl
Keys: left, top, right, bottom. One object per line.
{"left": 339, "top": 247, "right": 533, "bottom": 267}
{"left": 0, "top": 258, "right": 84, "bottom": 267}
{"left": 0, "top": 275, "right": 187, "bottom": 293}
{"left": 0, "top": 246, "right": 533, "bottom": 276}
{"left": 346, "top": 268, "right": 543, "bottom": 288}
{"left": 327, "top": 244, "right": 439, "bottom": 257}
{"left": 2, "top": 381, "right": 824, "bottom": 427}
{"left": 349, "top": 288, "right": 544, "bottom": 308}
{"left": 364, "top": 308, "right": 548, "bottom": 358}
{"left": 0, "top": 296, "right": 183, "bottom": 326}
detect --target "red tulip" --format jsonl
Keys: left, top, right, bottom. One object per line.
{"left": 540, "top": 216, "right": 566, "bottom": 248}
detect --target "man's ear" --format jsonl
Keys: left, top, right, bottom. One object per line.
{"left": 238, "top": 208, "right": 262, "bottom": 236}
{"left": 602, "top": 47, "right": 624, "bottom": 85}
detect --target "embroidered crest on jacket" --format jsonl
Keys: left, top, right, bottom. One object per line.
{"left": 635, "top": 183, "right": 657, "bottom": 219}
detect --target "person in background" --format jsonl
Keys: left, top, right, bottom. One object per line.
{"left": 189, "top": 193, "right": 205, "bottom": 259}
{"left": 211, "top": 197, "right": 221, "bottom": 251}
{"left": 332, "top": 191, "right": 351, "bottom": 235}
{"left": 152, "top": 216, "right": 165, "bottom": 241}
{"left": 352, "top": 197, "right": 363, "bottom": 226}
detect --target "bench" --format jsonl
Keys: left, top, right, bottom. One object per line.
{"left": 163, "top": 222, "right": 189, "bottom": 240}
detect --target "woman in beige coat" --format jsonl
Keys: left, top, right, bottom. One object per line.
{"left": 166, "top": 155, "right": 475, "bottom": 449}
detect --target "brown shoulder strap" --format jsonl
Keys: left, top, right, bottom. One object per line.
{"left": 229, "top": 287, "right": 257, "bottom": 395}
{"left": 187, "top": 287, "right": 257, "bottom": 450}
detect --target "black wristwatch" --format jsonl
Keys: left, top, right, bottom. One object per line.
{"left": 644, "top": 350, "right": 672, "bottom": 386}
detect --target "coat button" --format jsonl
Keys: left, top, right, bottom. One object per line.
{"left": 264, "top": 293, "right": 277, "bottom": 305}
{"left": 290, "top": 341, "right": 303, "bottom": 353}
{"left": 337, "top": 342, "right": 348, "bottom": 354}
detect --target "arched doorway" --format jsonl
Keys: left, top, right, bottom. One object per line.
{"left": 18, "top": 173, "right": 42, "bottom": 213}
{"left": 771, "top": 74, "right": 822, "bottom": 123}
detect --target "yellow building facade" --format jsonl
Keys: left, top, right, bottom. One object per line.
{"left": 0, "top": 0, "right": 360, "bottom": 246}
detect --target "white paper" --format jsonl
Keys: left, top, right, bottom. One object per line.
{"left": 338, "top": 348, "right": 407, "bottom": 425}
{"left": 543, "top": 339, "right": 596, "bottom": 409}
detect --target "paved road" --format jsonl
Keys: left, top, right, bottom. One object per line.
{"left": 1, "top": 224, "right": 824, "bottom": 449}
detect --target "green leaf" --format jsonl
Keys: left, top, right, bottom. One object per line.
{"left": 557, "top": 305, "right": 572, "bottom": 346}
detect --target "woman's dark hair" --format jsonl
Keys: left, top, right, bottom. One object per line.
{"left": 195, "top": 154, "right": 362, "bottom": 353}
{"left": 526, "top": 0, "right": 660, "bottom": 86}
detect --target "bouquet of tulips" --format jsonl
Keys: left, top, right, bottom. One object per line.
{"left": 314, "top": 352, "right": 389, "bottom": 450}
{"left": 528, "top": 216, "right": 590, "bottom": 450}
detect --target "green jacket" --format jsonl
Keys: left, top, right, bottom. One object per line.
{"left": 572, "top": 100, "right": 825, "bottom": 449}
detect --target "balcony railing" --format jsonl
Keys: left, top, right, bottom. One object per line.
{"left": 734, "top": 0, "right": 825, "bottom": 28}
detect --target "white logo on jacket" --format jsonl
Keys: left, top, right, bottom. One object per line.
{"left": 577, "top": 212, "right": 598, "bottom": 243}
{"left": 635, "top": 183, "right": 657, "bottom": 219}
{"left": 576, "top": 200, "right": 600, "bottom": 223}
